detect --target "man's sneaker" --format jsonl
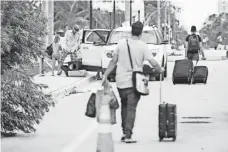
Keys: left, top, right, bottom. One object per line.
{"left": 121, "top": 134, "right": 126, "bottom": 142}
{"left": 124, "top": 138, "right": 137, "bottom": 144}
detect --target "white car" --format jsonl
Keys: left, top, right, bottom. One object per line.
{"left": 57, "top": 29, "right": 111, "bottom": 69}
{"left": 80, "top": 29, "right": 111, "bottom": 71}
{"left": 102, "top": 26, "right": 169, "bottom": 81}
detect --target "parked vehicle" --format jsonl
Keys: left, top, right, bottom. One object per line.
{"left": 102, "top": 25, "right": 169, "bottom": 81}
{"left": 58, "top": 29, "right": 111, "bottom": 71}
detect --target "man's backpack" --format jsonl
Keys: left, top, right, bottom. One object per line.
{"left": 188, "top": 34, "right": 200, "bottom": 53}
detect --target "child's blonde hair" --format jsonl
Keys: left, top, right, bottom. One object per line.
{"left": 54, "top": 34, "right": 60, "bottom": 42}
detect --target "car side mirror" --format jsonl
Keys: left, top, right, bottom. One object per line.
{"left": 161, "top": 40, "right": 169, "bottom": 45}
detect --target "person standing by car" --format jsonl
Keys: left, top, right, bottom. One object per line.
{"left": 185, "top": 26, "right": 206, "bottom": 65}
{"left": 51, "top": 35, "right": 62, "bottom": 76}
{"left": 102, "top": 21, "right": 163, "bottom": 143}
{"left": 57, "top": 25, "right": 81, "bottom": 75}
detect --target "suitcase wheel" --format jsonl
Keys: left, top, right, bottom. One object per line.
{"left": 173, "top": 79, "right": 176, "bottom": 85}
{"left": 159, "top": 137, "right": 163, "bottom": 142}
{"left": 204, "top": 79, "right": 207, "bottom": 84}
{"left": 188, "top": 78, "right": 191, "bottom": 85}
{"left": 192, "top": 79, "right": 196, "bottom": 84}
{"left": 172, "top": 136, "right": 176, "bottom": 141}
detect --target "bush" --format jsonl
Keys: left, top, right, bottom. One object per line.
{"left": 1, "top": 1, "right": 54, "bottom": 135}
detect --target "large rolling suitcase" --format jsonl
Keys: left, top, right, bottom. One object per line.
{"left": 158, "top": 75, "right": 177, "bottom": 142}
{"left": 172, "top": 59, "right": 193, "bottom": 85}
{"left": 192, "top": 66, "right": 208, "bottom": 84}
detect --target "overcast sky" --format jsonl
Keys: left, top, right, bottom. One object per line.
{"left": 172, "top": 0, "right": 218, "bottom": 32}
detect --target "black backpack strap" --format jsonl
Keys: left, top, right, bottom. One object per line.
{"left": 126, "top": 39, "right": 134, "bottom": 70}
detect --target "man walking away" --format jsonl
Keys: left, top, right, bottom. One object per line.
{"left": 185, "top": 26, "right": 206, "bottom": 65}
{"left": 102, "top": 21, "right": 163, "bottom": 143}
{"left": 57, "top": 25, "right": 81, "bottom": 75}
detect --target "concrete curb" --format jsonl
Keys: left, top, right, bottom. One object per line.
{"left": 47, "top": 75, "right": 96, "bottom": 101}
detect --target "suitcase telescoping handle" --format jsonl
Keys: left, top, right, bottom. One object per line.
{"left": 159, "top": 73, "right": 163, "bottom": 104}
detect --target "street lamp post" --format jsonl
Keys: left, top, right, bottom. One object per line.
{"left": 138, "top": 10, "right": 140, "bottom": 22}
{"left": 90, "top": 0, "right": 93, "bottom": 29}
{"left": 109, "top": 12, "right": 112, "bottom": 29}
{"left": 164, "top": 3, "right": 167, "bottom": 41}
{"left": 157, "top": 0, "right": 161, "bottom": 32}
{"left": 113, "top": 0, "right": 116, "bottom": 29}
{"left": 130, "top": 0, "right": 132, "bottom": 26}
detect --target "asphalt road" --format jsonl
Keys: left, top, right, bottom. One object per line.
{"left": 74, "top": 60, "right": 228, "bottom": 152}
{"left": 1, "top": 60, "right": 228, "bottom": 152}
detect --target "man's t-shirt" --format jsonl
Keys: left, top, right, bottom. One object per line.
{"left": 114, "top": 38, "right": 153, "bottom": 89}
{"left": 186, "top": 34, "right": 202, "bottom": 42}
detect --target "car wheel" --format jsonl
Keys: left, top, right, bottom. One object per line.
{"left": 149, "top": 74, "right": 153, "bottom": 81}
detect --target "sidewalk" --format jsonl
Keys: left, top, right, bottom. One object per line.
{"left": 33, "top": 71, "right": 96, "bottom": 99}
{"left": 1, "top": 73, "right": 99, "bottom": 152}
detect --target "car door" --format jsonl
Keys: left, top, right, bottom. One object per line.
{"left": 81, "top": 30, "right": 111, "bottom": 67}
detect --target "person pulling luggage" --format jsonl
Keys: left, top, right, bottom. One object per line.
{"left": 102, "top": 21, "right": 164, "bottom": 143}
{"left": 185, "top": 26, "right": 206, "bottom": 65}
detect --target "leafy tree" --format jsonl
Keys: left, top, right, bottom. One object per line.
{"left": 144, "top": 1, "right": 187, "bottom": 45}
{"left": 54, "top": 1, "right": 90, "bottom": 31}
{"left": 54, "top": 1, "right": 125, "bottom": 32}
{"left": 1, "top": 1, "right": 54, "bottom": 136}
{"left": 200, "top": 13, "right": 228, "bottom": 48}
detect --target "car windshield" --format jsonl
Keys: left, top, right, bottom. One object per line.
{"left": 107, "top": 30, "right": 158, "bottom": 45}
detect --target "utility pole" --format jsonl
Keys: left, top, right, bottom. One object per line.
{"left": 138, "top": 10, "right": 140, "bottom": 21}
{"left": 90, "top": 0, "right": 93, "bottom": 29}
{"left": 130, "top": 0, "right": 132, "bottom": 26}
{"left": 39, "top": 0, "right": 48, "bottom": 76}
{"left": 168, "top": 2, "right": 171, "bottom": 44}
{"left": 47, "top": 0, "right": 54, "bottom": 45}
{"left": 157, "top": 0, "right": 161, "bottom": 32}
{"left": 109, "top": 12, "right": 112, "bottom": 29}
{"left": 113, "top": 0, "right": 116, "bottom": 29}
{"left": 164, "top": 1, "right": 167, "bottom": 41}
{"left": 125, "top": 0, "right": 130, "bottom": 26}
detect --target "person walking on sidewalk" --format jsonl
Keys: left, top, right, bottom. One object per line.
{"left": 102, "top": 21, "right": 163, "bottom": 143}
{"left": 185, "top": 25, "right": 206, "bottom": 65}
{"left": 57, "top": 25, "right": 81, "bottom": 75}
{"left": 52, "top": 35, "right": 62, "bottom": 76}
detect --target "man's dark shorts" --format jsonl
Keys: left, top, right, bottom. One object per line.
{"left": 187, "top": 52, "right": 199, "bottom": 61}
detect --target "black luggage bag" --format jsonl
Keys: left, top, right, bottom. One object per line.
{"left": 172, "top": 59, "right": 193, "bottom": 85}
{"left": 158, "top": 74, "right": 177, "bottom": 141}
{"left": 192, "top": 66, "right": 208, "bottom": 84}
{"left": 159, "top": 103, "right": 177, "bottom": 141}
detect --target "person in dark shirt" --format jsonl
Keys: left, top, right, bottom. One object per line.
{"left": 185, "top": 26, "right": 206, "bottom": 65}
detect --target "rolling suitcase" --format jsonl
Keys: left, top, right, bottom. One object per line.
{"left": 172, "top": 59, "right": 193, "bottom": 85}
{"left": 192, "top": 66, "right": 208, "bottom": 84}
{"left": 158, "top": 74, "right": 177, "bottom": 141}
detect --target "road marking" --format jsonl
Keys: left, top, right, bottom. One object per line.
{"left": 60, "top": 120, "right": 98, "bottom": 152}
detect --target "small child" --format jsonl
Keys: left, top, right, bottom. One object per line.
{"left": 52, "top": 35, "right": 62, "bottom": 76}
